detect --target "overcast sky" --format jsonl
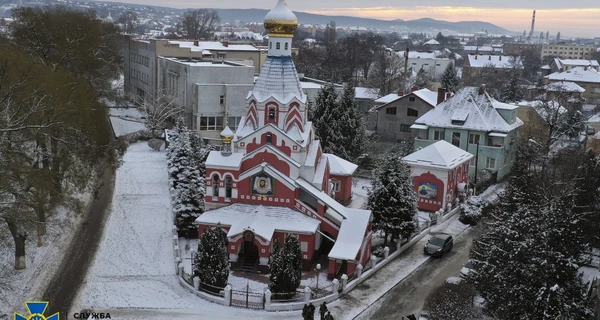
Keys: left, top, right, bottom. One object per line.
{"left": 116, "top": 0, "right": 600, "bottom": 37}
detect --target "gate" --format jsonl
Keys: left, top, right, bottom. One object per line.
{"left": 230, "top": 283, "right": 264, "bottom": 310}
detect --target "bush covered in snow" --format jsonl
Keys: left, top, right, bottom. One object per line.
{"left": 193, "top": 225, "right": 229, "bottom": 292}
{"left": 424, "top": 282, "right": 482, "bottom": 320}
{"left": 269, "top": 234, "right": 303, "bottom": 299}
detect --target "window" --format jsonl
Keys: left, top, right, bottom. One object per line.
{"left": 276, "top": 42, "right": 280, "bottom": 50}
{"left": 386, "top": 107, "right": 397, "bottom": 115}
{"left": 469, "top": 157, "right": 476, "bottom": 166}
{"left": 284, "top": 42, "right": 288, "bottom": 50}
{"left": 301, "top": 241, "right": 308, "bottom": 252}
{"left": 331, "top": 180, "right": 340, "bottom": 192}
{"left": 451, "top": 132, "right": 461, "bottom": 147}
{"left": 268, "top": 107, "right": 276, "bottom": 120}
{"left": 225, "top": 176, "right": 232, "bottom": 200}
{"left": 400, "top": 124, "right": 411, "bottom": 132}
{"left": 434, "top": 130, "right": 445, "bottom": 141}
{"left": 468, "top": 134, "right": 480, "bottom": 145}
{"left": 486, "top": 157, "right": 496, "bottom": 169}
{"left": 228, "top": 116, "right": 242, "bottom": 131}
{"left": 407, "top": 108, "right": 418, "bottom": 117}
{"left": 212, "top": 175, "right": 219, "bottom": 197}
{"left": 219, "top": 95, "right": 224, "bottom": 105}
{"left": 409, "top": 96, "right": 416, "bottom": 102}
{"left": 200, "top": 116, "right": 224, "bottom": 131}
{"left": 266, "top": 132, "right": 273, "bottom": 144}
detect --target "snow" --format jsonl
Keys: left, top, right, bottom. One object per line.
{"left": 328, "top": 215, "right": 470, "bottom": 319}
{"left": 324, "top": 153, "right": 358, "bottom": 176}
{"left": 355, "top": 87, "right": 379, "bottom": 100}
{"left": 108, "top": 107, "right": 144, "bottom": 119}
{"left": 555, "top": 58, "right": 599, "bottom": 69}
{"left": 414, "top": 86, "right": 524, "bottom": 133}
{"left": 546, "top": 66, "right": 600, "bottom": 84}
{"left": 423, "top": 39, "right": 440, "bottom": 46}
{"left": 205, "top": 150, "right": 244, "bottom": 168}
{"left": 467, "top": 54, "right": 522, "bottom": 69}
{"left": 375, "top": 93, "right": 401, "bottom": 104}
{"left": 304, "top": 140, "right": 320, "bottom": 167}
{"left": 579, "top": 267, "right": 600, "bottom": 285}
{"left": 249, "top": 56, "right": 307, "bottom": 104}
{"left": 397, "top": 51, "right": 438, "bottom": 59}
{"left": 109, "top": 116, "right": 146, "bottom": 137}
{"left": 71, "top": 143, "right": 297, "bottom": 319}
{"left": 463, "top": 46, "right": 494, "bottom": 52}
{"left": 264, "top": 0, "right": 298, "bottom": 24}
{"left": 412, "top": 89, "right": 439, "bottom": 107}
{"left": 195, "top": 203, "right": 321, "bottom": 241}
{"left": 328, "top": 208, "right": 372, "bottom": 261}
{"left": 221, "top": 126, "right": 235, "bottom": 137}
{"left": 544, "top": 81, "right": 585, "bottom": 93}
{"left": 312, "top": 156, "right": 327, "bottom": 184}
{"left": 169, "top": 41, "right": 259, "bottom": 52}
{"left": 403, "top": 140, "right": 473, "bottom": 170}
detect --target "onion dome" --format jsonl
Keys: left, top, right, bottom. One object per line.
{"left": 264, "top": 0, "right": 298, "bottom": 38}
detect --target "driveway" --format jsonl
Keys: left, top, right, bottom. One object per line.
{"left": 356, "top": 228, "right": 479, "bottom": 319}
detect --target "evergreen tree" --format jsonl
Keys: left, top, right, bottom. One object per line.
{"left": 573, "top": 151, "right": 600, "bottom": 246}
{"left": 337, "top": 83, "right": 367, "bottom": 160}
{"left": 269, "top": 234, "right": 302, "bottom": 299}
{"left": 440, "top": 63, "right": 460, "bottom": 92}
{"left": 194, "top": 225, "right": 229, "bottom": 292}
{"left": 414, "top": 67, "right": 430, "bottom": 89}
{"left": 312, "top": 83, "right": 339, "bottom": 155}
{"left": 498, "top": 72, "right": 524, "bottom": 103}
{"left": 367, "top": 154, "right": 417, "bottom": 246}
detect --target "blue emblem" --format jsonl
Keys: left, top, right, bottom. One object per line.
{"left": 14, "top": 301, "right": 59, "bottom": 320}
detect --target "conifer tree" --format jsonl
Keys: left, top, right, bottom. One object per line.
{"left": 367, "top": 154, "right": 418, "bottom": 245}
{"left": 312, "top": 82, "right": 340, "bottom": 156}
{"left": 194, "top": 225, "right": 229, "bottom": 292}
{"left": 498, "top": 72, "right": 524, "bottom": 103}
{"left": 414, "top": 67, "right": 431, "bottom": 89}
{"left": 269, "top": 234, "right": 302, "bottom": 299}
{"left": 440, "top": 63, "right": 460, "bottom": 92}
{"left": 337, "top": 83, "right": 367, "bottom": 160}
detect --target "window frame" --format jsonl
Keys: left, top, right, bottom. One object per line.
{"left": 434, "top": 130, "right": 445, "bottom": 141}
{"left": 486, "top": 157, "right": 496, "bottom": 169}
{"left": 451, "top": 132, "right": 461, "bottom": 147}
{"left": 468, "top": 133, "right": 480, "bottom": 145}
{"left": 407, "top": 108, "right": 418, "bottom": 117}
{"left": 386, "top": 107, "right": 397, "bottom": 115}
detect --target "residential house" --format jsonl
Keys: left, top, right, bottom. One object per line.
{"left": 550, "top": 58, "right": 600, "bottom": 73}
{"left": 355, "top": 87, "right": 380, "bottom": 130}
{"left": 524, "top": 81, "right": 585, "bottom": 102}
{"left": 396, "top": 51, "right": 454, "bottom": 78}
{"left": 462, "top": 54, "right": 523, "bottom": 86}
{"left": 545, "top": 67, "right": 600, "bottom": 106}
{"left": 541, "top": 44, "right": 596, "bottom": 60}
{"left": 516, "top": 100, "right": 567, "bottom": 144}
{"left": 373, "top": 88, "right": 440, "bottom": 141}
{"left": 412, "top": 86, "right": 524, "bottom": 180}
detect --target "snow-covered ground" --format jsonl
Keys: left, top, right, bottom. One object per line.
{"left": 579, "top": 266, "right": 600, "bottom": 285}
{"left": 70, "top": 143, "right": 299, "bottom": 319}
{"left": 349, "top": 177, "right": 371, "bottom": 209}
{"left": 108, "top": 107, "right": 144, "bottom": 119}
{"left": 0, "top": 193, "right": 92, "bottom": 315}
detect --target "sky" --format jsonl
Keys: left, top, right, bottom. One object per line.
{"left": 123, "top": 0, "right": 600, "bottom": 38}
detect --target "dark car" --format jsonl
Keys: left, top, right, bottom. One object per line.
{"left": 424, "top": 234, "right": 453, "bottom": 257}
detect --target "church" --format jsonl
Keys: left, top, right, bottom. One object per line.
{"left": 195, "top": 0, "right": 373, "bottom": 280}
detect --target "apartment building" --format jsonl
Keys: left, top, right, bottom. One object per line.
{"left": 541, "top": 44, "right": 595, "bottom": 60}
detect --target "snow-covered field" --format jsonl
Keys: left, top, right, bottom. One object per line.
{"left": 0, "top": 194, "right": 92, "bottom": 316}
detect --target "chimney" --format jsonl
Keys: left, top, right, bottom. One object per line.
{"left": 397, "top": 90, "right": 404, "bottom": 96}
{"left": 412, "top": 86, "right": 418, "bottom": 92}
{"left": 437, "top": 87, "right": 447, "bottom": 105}
{"left": 478, "top": 84, "right": 487, "bottom": 95}
{"left": 193, "top": 40, "right": 199, "bottom": 46}
{"left": 223, "top": 41, "right": 229, "bottom": 47}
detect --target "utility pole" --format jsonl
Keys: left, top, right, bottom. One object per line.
{"left": 473, "top": 141, "right": 480, "bottom": 194}
{"left": 404, "top": 47, "right": 409, "bottom": 92}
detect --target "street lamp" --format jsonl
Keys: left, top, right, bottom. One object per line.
{"left": 315, "top": 263, "right": 321, "bottom": 294}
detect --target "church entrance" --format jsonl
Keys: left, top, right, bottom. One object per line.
{"left": 238, "top": 231, "right": 259, "bottom": 273}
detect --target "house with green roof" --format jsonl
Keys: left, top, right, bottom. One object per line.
{"left": 411, "top": 86, "right": 523, "bottom": 180}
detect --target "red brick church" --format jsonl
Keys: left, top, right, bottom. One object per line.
{"left": 195, "top": 0, "right": 373, "bottom": 280}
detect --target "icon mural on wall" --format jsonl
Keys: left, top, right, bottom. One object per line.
{"left": 251, "top": 172, "right": 274, "bottom": 196}
{"left": 418, "top": 182, "right": 438, "bottom": 199}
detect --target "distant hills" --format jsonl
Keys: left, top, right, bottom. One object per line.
{"left": 212, "top": 8, "right": 513, "bottom": 35}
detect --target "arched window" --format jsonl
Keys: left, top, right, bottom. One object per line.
{"left": 212, "top": 175, "right": 219, "bottom": 197}
{"left": 225, "top": 176, "right": 232, "bottom": 199}
{"left": 276, "top": 42, "right": 281, "bottom": 50}
{"left": 268, "top": 107, "right": 276, "bottom": 121}
{"left": 284, "top": 42, "right": 289, "bottom": 50}
{"left": 266, "top": 132, "right": 273, "bottom": 144}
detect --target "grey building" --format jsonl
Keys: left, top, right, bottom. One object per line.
{"left": 373, "top": 89, "right": 440, "bottom": 141}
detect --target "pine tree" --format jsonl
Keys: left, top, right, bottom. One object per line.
{"left": 414, "top": 67, "right": 430, "bottom": 89}
{"left": 498, "top": 72, "right": 524, "bottom": 103}
{"left": 440, "top": 63, "right": 460, "bottom": 92}
{"left": 194, "top": 225, "right": 229, "bottom": 292}
{"left": 367, "top": 154, "right": 418, "bottom": 246}
{"left": 313, "top": 82, "right": 340, "bottom": 156}
{"left": 269, "top": 234, "right": 302, "bottom": 299}
{"left": 337, "top": 83, "right": 367, "bottom": 160}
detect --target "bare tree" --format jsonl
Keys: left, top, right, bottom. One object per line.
{"left": 366, "top": 50, "right": 406, "bottom": 96}
{"left": 117, "top": 11, "right": 139, "bottom": 34}
{"left": 181, "top": 9, "right": 220, "bottom": 40}
{"left": 136, "top": 92, "right": 182, "bottom": 138}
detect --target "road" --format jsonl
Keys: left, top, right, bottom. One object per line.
{"left": 41, "top": 162, "right": 116, "bottom": 316}
{"left": 356, "top": 228, "right": 479, "bottom": 320}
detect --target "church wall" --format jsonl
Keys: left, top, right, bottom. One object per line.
{"left": 245, "top": 132, "right": 293, "bottom": 157}
{"left": 330, "top": 175, "right": 353, "bottom": 204}
{"left": 236, "top": 176, "right": 296, "bottom": 207}
{"left": 240, "top": 150, "right": 292, "bottom": 176}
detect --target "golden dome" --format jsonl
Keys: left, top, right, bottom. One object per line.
{"left": 264, "top": 0, "right": 298, "bottom": 38}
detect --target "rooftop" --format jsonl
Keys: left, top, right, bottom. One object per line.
{"left": 249, "top": 55, "right": 307, "bottom": 104}
{"left": 168, "top": 41, "right": 259, "bottom": 52}
{"left": 467, "top": 54, "right": 523, "bottom": 69}
{"left": 404, "top": 140, "right": 473, "bottom": 170}
{"left": 324, "top": 154, "right": 358, "bottom": 176}
{"left": 546, "top": 67, "right": 600, "bottom": 84}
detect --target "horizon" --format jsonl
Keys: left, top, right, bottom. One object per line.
{"left": 94, "top": 0, "right": 600, "bottom": 38}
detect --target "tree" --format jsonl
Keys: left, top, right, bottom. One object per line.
{"left": 367, "top": 50, "right": 405, "bottom": 96}
{"left": 194, "top": 225, "right": 229, "bottom": 292}
{"left": 312, "top": 83, "right": 339, "bottom": 152}
{"left": 117, "top": 11, "right": 139, "bottom": 34}
{"left": 424, "top": 282, "right": 481, "bottom": 320}
{"left": 137, "top": 92, "right": 181, "bottom": 138}
{"left": 367, "top": 155, "right": 417, "bottom": 246}
{"left": 521, "top": 48, "right": 542, "bottom": 82}
{"left": 269, "top": 234, "right": 302, "bottom": 299}
{"left": 336, "top": 84, "right": 367, "bottom": 161}
{"left": 414, "top": 67, "right": 431, "bottom": 89}
{"left": 181, "top": 9, "right": 220, "bottom": 40}
{"left": 440, "top": 63, "right": 460, "bottom": 92}
{"left": 497, "top": 72, "right": 524, "bottom": 103}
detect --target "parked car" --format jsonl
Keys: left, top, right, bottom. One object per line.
{"left": 424, "top": 234, "right": 453, "bottom": 257}
{"left": 460, "top": 260, "right": 477, "bottom": 278}
{"left": 586, "top": 126, "right": 596, "bottom": 135}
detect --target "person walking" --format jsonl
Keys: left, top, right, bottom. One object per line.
{"left": 324, "top": 311, "right": 334, "bottom": 320}
{"left": 307, "top": 302, "right": 316, "bottom": 320}
{"left": 319, "top": 301, "right": 328, "bottom": 319}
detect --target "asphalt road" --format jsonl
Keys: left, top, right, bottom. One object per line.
{"left": 41, "top": 162, "right": 116, "bottom": 317}
{"left": 356, "top": 228, "right": 479, "bottom": 320}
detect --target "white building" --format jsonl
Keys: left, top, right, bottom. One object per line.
{"left": 157, "top": 57, "right": 256, "bottom": 139}
{"left": 541, "top": 44, "right": 596, "bottom": 60}
{"left": 396, "top": 51, "right": 454, "bottom": 78}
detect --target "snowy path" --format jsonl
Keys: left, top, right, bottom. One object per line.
{"left": 71, "top": 143, "right": 298, "bottom": 319}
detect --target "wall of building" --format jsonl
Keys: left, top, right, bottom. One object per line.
{"left": 376, "top": 97, "right": 434, "bottom": 142}
{"left": 123, "top": 37, "right": 157, "bottom": 102}
{"left": 408, "top": 58, "right": 453, "bottom": 78}
{"left": 546, "top": 79, "right": 600, "bottom": 106}
{"left": 541, "top": 44, "right": 595, "bottom": 60}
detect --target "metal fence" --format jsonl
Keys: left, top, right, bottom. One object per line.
{"left": 231, "top": 283, "right": 264, "bottom": 309}
{"left": 271, "top": 289, "right": 305, "bottom": 303}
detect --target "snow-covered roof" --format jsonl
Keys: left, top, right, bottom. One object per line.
{"left": 295, "top": 178, "right": 346, "bottom": 222}
{"left": 555, "top": 58, "right": 599, "bottom": 69}
{"left": 304, "top": 140, "right": 320, "bottom": 167}
{"left": 195, "top": 204, "right": 320, "bottom": 241}
{"left": 375, "top": 93, "right": 401, "bottom": 104}
{"left": 312, "top": 156, "right": 328, "bottom": 184}
{"left": 414, "top": 86, "right": 524, "bottom": 133}
{"left": 423, "top": 39, "right": 440, "bottom": 46}
{"left": 249, "top": 56, "right": 307, "bottom": 104}
{"left": 544, "top": 81, "right": 585, "bottom": 93}
{"left": 324, "top": 154, "right": 358, "bottom": 176}
{"left": 467, "top": 54, "right": 522, "bottom": 69}
{"left": 168, "top": 41, "right": 259, "bottom": 52}
{"left": 264, "top": 0, "right": 298, "bottom": 25}
{"left": 205, "top": 151, "right": 244, "bottom": 169}
{"left": 404, "top": 140, "right": 473, "bottom": 170}
{"left": 328, "top": 208, "right": 372, "bottom": 261}
{"left": 463, "top": 46, "right": 493, "bottom": 52}
{"left": 373, "top": 88, "right": 438, "bottom": 110}
{"left": 355, "top": 87, "right": 379, "bottom": 100}
{"left": 546, "top": 67, "right": 600, "bottom": 84}
{"left": 397, "top": 51, "right": 440, "bottom": 59}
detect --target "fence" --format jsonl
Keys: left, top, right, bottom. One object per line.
{"left": 271, "top": 289, "right": 305, "bottom": 303}
{"left": 231, "top": 284, "right": 264, "bottom": 309}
